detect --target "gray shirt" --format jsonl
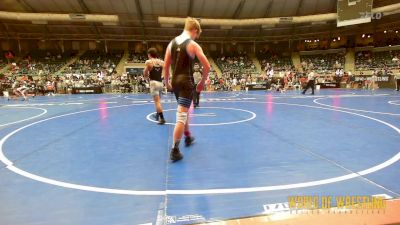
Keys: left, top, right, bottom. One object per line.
{"left": 193, "top": 71, "right": 202, "bottom": 83}
{"left": 308, "top": 72, "right": 315, "bottom": 81}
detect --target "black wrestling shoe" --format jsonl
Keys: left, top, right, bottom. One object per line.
{"left": 170, "top": 148, "right": 183, "bottom": 162}
{"left": 184, "top": 136, "right": 195, "bottom": 147}
{"left": 158, "top": 118, "right": 166, "bottom": 125}
{"left": 152, "top": 113, "right": 159, "bottom": 121}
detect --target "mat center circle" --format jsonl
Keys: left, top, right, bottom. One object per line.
{"left": 146, "top": 107, "right": 256, "bottom": 126}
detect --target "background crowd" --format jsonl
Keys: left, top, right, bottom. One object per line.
{"left": 1, "top": 47, "right": 399, "bottom": 97}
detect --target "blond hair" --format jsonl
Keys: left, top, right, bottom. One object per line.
{"left": 184, "top": 17, "right": 202, "bottom": 34}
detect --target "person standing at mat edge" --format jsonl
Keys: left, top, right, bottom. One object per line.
{"left": 144, "top": 48, "right": 166, "bottom": 124}
{"left": 302, "top": 70, "right": 316, "bottom": 95}
{"left": 163, "top": 17, "right": 210, "bottom": 162}
{"left": 395, "top": 73, "right": 400, "bottom": 91}
{"left": 193, "top": 63, "right": 202, "bottom": 108}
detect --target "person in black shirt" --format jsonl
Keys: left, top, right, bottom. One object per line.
{"left": 302, "top": 70, "right": 316, "bottom": 95}
{"left": 163, "top": 17, "right": 210, "bottom": 162}
{"left": 144, "top": 48, "right": 166, "bottom": 124}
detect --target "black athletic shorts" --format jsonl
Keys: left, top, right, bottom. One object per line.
{"left": 172, "top": 75, "right": 194, "bottom": 108}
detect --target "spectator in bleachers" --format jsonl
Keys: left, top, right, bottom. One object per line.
{"left": 65, "top": 50, "right": 121, "bottom": 77}
{"left": 356, "top": 50, "right": 400, "bottom": 70}
{"left": 301, "top": 53, "right": 345, "bottom": 74}
{"left": 258, "top": 50, "right": 293, "bottom": 72}
{"left": 214, "top": 52, "right": 257, "bottom": 90}
{"left": 127, "top": 52, "right": 147, "bottom": 63}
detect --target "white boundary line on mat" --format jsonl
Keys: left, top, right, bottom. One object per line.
{"left": 146, "top": 107, "right": 256, "bottom": 126}
{"left": 0, "top": 101, "right": 399, "bottom": 195}
{"left": 388, "top": 100, "right": 400, "bottom": 106}
{"left": 313, "top": 96, "right": 400, "bottom": 116}
{"left": 0, "top": 107, "right": 47, "bottom": 127}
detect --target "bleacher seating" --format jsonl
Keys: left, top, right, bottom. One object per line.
{"left": 0, "top": 51, "right": 15, "bottom": 70}
{"left": 65, "top": 50, "right": 123, "bottom": 75}
{"left": 0, "top": 52, "right": 7, "bottom": 68}
{"left": 300, "top": 53, "right": 345, "bottom": 73}
{"left": 127, "top": 52, "right": 147, "bottom": 63}
{"left": 257, "top": 50, "right": 293, "bottom": 71}
{"left": 214, "top": 53, "right": 257, "bottom": 78}
{"left": 4, "top": 50, "right": 77, "bottom": 76}
{"left": 355, "top": 50, "right": 400, "bottom": 70}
